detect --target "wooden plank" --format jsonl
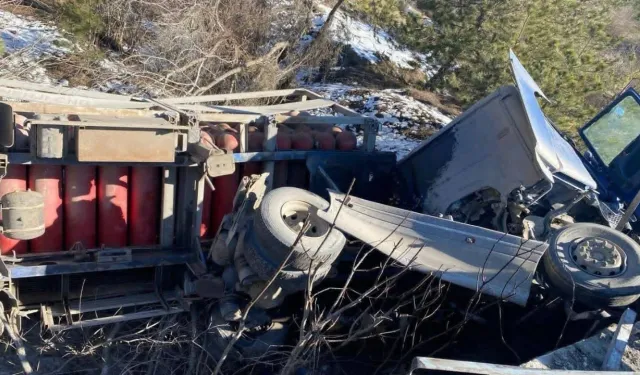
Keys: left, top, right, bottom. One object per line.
{"left": 410, "top": 357, "right": 631, "bottom": 375}
{"left": 213, "top": 99, "right": 336, "bottom": 115}
{"left": 161, "top": 89, "right": 298, "bottom": 104}
{"left": 295, "top": 88, "right": 361, "bottom": 116}
{"left": 173, "top": 104, "right": 225, "bottom": 112}
{"left": 0, "top": 87, "right": 154, "bottom": 109}
{"left": 5, "top": 101, "right": 163, "bottom": 117}
{"left": 602, "top": 308, "right": 637, "bottom": 370}
{"left": 330, "top": 102, "right": 361, "bottom": 117}
{"left": 294, "top": 88, "right": 324, "bottom": 100}
{"left": 0, "top": 78, "right": 133, "bottom": 100}
{"left": 30, "top": 119, "right": 184, "bottom": 130}
{"left": 275, "top": 114, "right": 367, "bottom": 125}
{"left": 198, "top": 113, "right": 262, "bottom": 123}
{"left": 160, "top": 167, "right": 177, "bottom": 247}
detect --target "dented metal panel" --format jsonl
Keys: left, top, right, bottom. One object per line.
{"left": 76, "top": 128, "right": 177, "bottom": 162}
{"left": 317, "top": 191, "right": 547, "bottom": 305}
{"left": 509, "top": 51, "right": 596, "bottom": 189}
{"left": 399, "top": 86, "right": 547, "bottom": 214}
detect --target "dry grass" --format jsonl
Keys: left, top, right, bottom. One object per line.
{"left": 0, "top": 2, "right": 44, "bottom": 17}
{"left": 46, "top": 48, "right": 105, "bottom": 87}
{"left": 407, "top": 88, "right": 461, "bottom": 117}
{"left": 103, "top": 0, "right": 333, "bottom": 96}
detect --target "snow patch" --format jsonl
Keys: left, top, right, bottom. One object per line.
{"left": 310, "top": 4, "right": 435, "bottom": 75}
{"left": 0, "top": 10, "right": 72, "bottom": 84}
{"left": 307, "top": 83, "right": 451, "bottom": 159}
{"left": 0, "top": 10, "right": 70, "bottom": 58}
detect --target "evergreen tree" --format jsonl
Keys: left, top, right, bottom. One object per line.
{"left": 415, "top": 0, "right": 621, "bottom": 132}
{"left": 348, "top": 0, "right": 406, "bottom": 28}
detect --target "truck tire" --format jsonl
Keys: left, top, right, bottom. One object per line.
{"left": 543, "top": 223, "right": 640, "bottom": 308}
{"left": 243, "top": 231, "right": 331, "bottom": 293}
{"left": 253, "top": 187, "right": 345, "bottom": 270}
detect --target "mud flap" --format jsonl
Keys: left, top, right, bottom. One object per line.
{"left": 317, "top": 191, "right": 547, "bottom": 306}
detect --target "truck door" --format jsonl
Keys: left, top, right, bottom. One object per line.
{"left": 580, "top": 89, "right": 640, "bottom": 208}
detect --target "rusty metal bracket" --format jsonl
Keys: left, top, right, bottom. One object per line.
{"left": 206, "top": 150, "right": 236, "bottom": 178}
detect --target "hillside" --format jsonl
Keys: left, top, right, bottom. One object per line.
{"left": 0, "top": 1, "right": 454, "bottom": 159}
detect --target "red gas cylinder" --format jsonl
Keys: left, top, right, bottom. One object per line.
{"left": 130, "top": 167, "right": 160, "bottom": 246}
{"left": 242, "top": 131, "right": 264, "bottom": 178}
{"left": 211, "top": 131, "right": 239, "bottom": 233}
{"left": 289, "top": 124, "right": 312, "bottom": 133}
{"left": 201, "top": 184, "right": 214, "bottom": 238}
{"left": 336, "top": 131, "right": 357, "bottom": 150}
{"left": 64, "top": 165, "right": 97, "bottom": 250}
{"left": 0, "top": 165, "right": 28, "bottom": 254}
{"left": 313, "top": 131, "right": 336, "bottom": 150}
{"left": 288, "top": 132, "right": 313, "bottom": 188}
{"left": 29, "top": 165, "right": 63, "bottom": 253}
{"left": 273, "top": 131, "right": 291, "bottom": 189}
{"left": 98, "top": 166, "right": 128, "bottom": 247}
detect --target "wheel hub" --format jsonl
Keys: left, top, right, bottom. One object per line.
{"left": 571, "top": 237, "right": 625, "bottom": 277}
{"left": 281, "top": 201, "right": 329, "bottom": 238}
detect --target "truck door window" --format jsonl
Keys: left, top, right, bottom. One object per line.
{"left": 583, "top": 96, "right": 640, "bottom": 165}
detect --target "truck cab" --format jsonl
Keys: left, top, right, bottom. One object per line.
{"left": 397, "top": 51, "right": 639, "bottom": 239}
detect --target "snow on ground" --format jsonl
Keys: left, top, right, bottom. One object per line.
{"left": 0, "top": 8, "right": 450, "bottom": 160}
{"left": 308, "top": 4, "right": 435, "bottom": 75}
{"left": 0, "top": 10, "right": 71, "bottom": 83}
{"left": 308, "top": 83, "right": 451, "bottom": 159}
{"left": 0, "top": 10, "right": 70, "bottom": 57}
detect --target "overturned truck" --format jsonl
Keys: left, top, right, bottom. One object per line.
{"left": 0, "top": 51, "right": 638, "bottom": 354}
{"left": 0, "top": 84, "right": 377, "bottom": 331}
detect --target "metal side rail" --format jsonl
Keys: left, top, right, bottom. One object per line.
{"left": 41, "top": 290, "right": 188, "bottom": 332}
{"left": 317, "top": 191, "right": 548, "bottom": 306}
{"left": 43, "top": 306, "right": 186, "bottom": 332}
{"left": 0, "top": 247, "right": 199, "bottom": 279}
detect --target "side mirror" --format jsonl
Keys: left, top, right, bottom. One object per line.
{"left": 0, "top": 102, "right": 14, "bottom": 148}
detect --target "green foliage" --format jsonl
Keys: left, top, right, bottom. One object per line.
{"left": 0, "top": 39, "right": 4, "bottom": 57}
{"left": 58, "top": 0, "right": 105, "bottom": 40}
{"left": 407, "top": 0, "right": 624, "bottom": 133}
{"left": 348, "top": 0, "right": 406, "bottom": 28}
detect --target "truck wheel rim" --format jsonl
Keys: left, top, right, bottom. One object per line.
{"left": 570, "top": 237, "right": 626, "bottom": 277}
{"left": 280, "top": 201, "right": 329, "bottom": 238}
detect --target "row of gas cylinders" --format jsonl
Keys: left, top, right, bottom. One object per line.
{"left": 200, "top": 120, "right": 357, "bottom": 238}
{"left": 0, "top": 121, "right": 357, "bottom": 254}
